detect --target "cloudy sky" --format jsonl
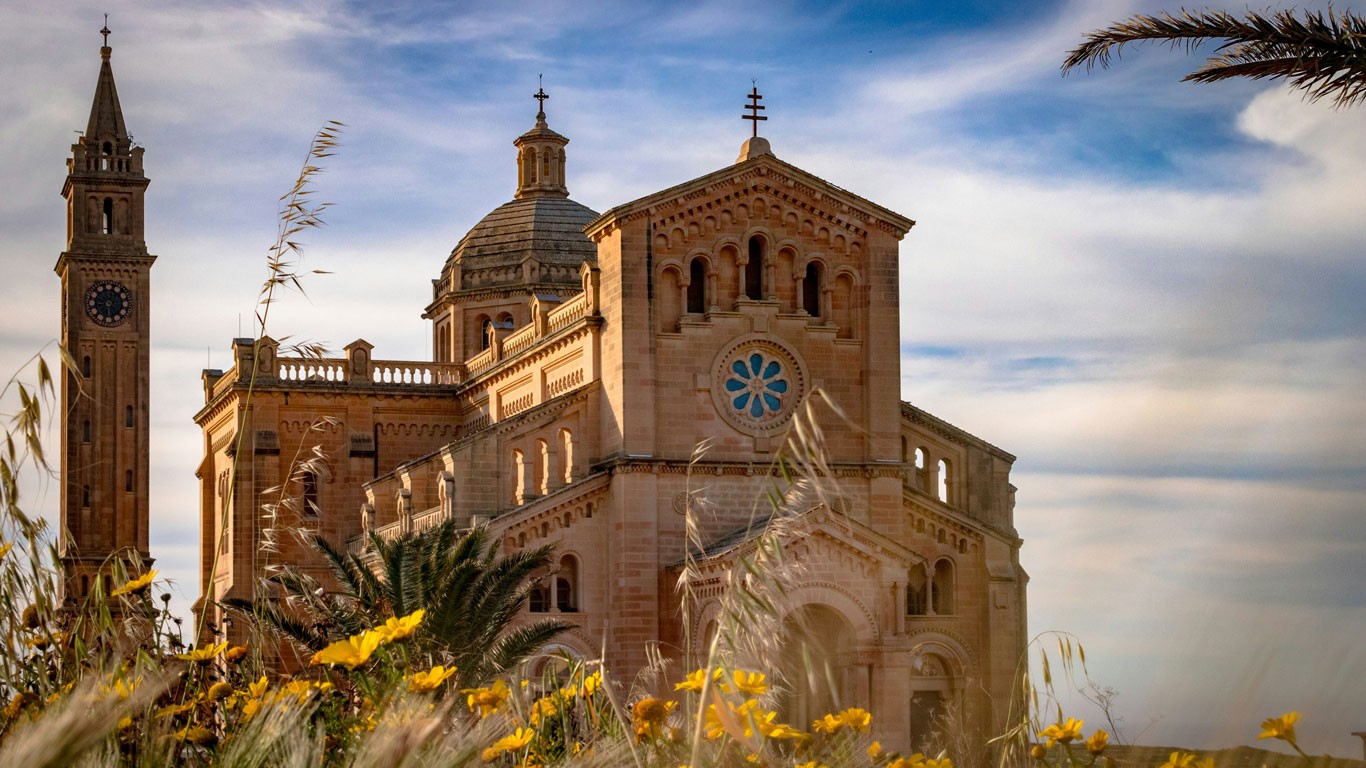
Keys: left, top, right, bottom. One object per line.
{"left": 2, "top": 0, "right": 1363, "bottom": 756}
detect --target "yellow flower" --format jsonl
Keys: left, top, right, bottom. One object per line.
{"left": 1030, "top": 744, "right": 1048, "bottom": 760}
{"left": 868, "top": 741, "right": 883, "bottom": 758}
{"left": 632, "top": 697, "right": 677, "bottom": 740}
{"left": 207, "top": 681, "right": 234, "bottom": 702}
{"left": 1159, "top": 752, "right": 1198, "bottom": 768}
{"left": 172, "top": 726, "right": 216, "bottom": 746}
{"left": 463, "top": 679, "right": 511, "bottom": 717}
{"left": 175, "top": 641, "right": 227, "bottom": 663}
{"left": 926, "top": 758, "right": 954, "bottom": 768}
{"left": 110, "top": 569, "right": 158, "bottom": 597}
{"left": 704, "top": 699, "right": 764, "bottom": 740}
{"left": 1086, "top": 729, "right": 1109, "bottom": 754}
{"left": 1039, "top": 717, "right": 1084, "bottom": 747}
{"left": 407, "top": 664, "right": 458, "bottom": 693}
{"left": 281, "top": 679, "right": 332, "bottom": 701}
{"left": 104, "top": 675, "right": 140, "bottom": 700}
{"left": 1258, "top": 711, "right": 1301, "bottom": 744}
{"left": 3, "top": 693, "right": 24, "bottom": 719}
{"left": 530, "top": 695, "right": 562, "bottom": 726}
{"left": 731, "top": 670, "right": 768, "bottom": 696}
{"left": 795, "top": 762, "right": 830, "bottom": 768}
{"left": 247, "top": 676, "right": 269, "bottom": 699}
{"left": 154, "top": 701, "right": 195, "bottom": 719}
{"left": 0, "top": 542, "right": 12, "bottom": 559}
{"left": 223, "top": 645, "right": 249, "bottom": 663}
{"left": 241, "top": 698, "right": 262, "bottom": 720}
{"left": 581, "top": 670, "right": 602, "bottom": 696}
{"left": 674, "top": 668, "right": 713, "bottom": 693}
{"left": 116, "top": 715, "right": 133, "bottom": 731}
{"left": 763, "top": 721, "right": 807, "bottom": 740}
{"left": 889, "top": 758, "right": 927, "bottom": 768}
{"left": 373, "top": 609, "right": 425, "bottom": 643}
{"left": 481, "top": 727, "right": 535, "bottom": 762}
{"left": 310, "top": 631, "right": 383, "bottom": 669}
{"left": 811, "top": 707, "right": 872, "bottom": 734}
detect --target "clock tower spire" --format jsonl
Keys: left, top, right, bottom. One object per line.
{"left": 56, "top": 22, "right": 156, "bottom": 600}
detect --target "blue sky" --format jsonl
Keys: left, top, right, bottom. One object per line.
{"left": 2, "top": 0, "right": 1364, "bottom": 756}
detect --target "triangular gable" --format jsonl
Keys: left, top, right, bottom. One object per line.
{"left": 584, "top": 153, "right": 915, "bottom": 241}
{"left": 679, "top": 505, "right": 923, "bottom": 572}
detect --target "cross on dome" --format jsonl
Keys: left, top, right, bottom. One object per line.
{"left": 534, "top": 75, "right": 549, "bottom": 124}
{"left": 742, "top": 83, "right": 767, "bottom": 138}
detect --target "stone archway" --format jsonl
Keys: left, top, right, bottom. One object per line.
{"left": 778, "top": 603, "right": 856, "bottom": 728}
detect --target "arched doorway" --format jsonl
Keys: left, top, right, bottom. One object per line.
{"left": 908, "top": 652, "right": 956, "bottom": 752}
{"left": 778, "top": 604, "right": 855, "bottom": 727}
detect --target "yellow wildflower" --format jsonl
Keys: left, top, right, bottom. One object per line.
{"left": 110, "top": 569, "right": 158, "bottom": 597}
{"left": 310, "top": 631, "right": 382, "bottom": 669}
{"left": 247, "top": 675, "right": 269, "bottom": 699}
{"left": 116, "top": 715, "right": 133, "bottom": 731}
{"left": 868, "top": 741, "right": 883, "bottom": 757}
{"left": 175, "top": 641, "right": 227, "bottom": 663}
{"left": 889, "top": 755, "right": 927, "bottom": 768}
{"left": 171, "top": 726, "right": 216, "bottom": 747}
{"left": 731, "top": 670, "right": 768, "bottom": 696}
{"left": 104, "top": 676, "right": 140, "bottom": 699}
{"left": 223, "top": 645, "right": 249, "bottom": 663}
{"left": 207, "top": 681, "right": 234, "bottom": 702}
{"left": 530, "top": 694, "right": 561, "bottom": 726}
{"left": 704, "top": 699, "right": 763, "bottom": 740}
{"left": 241, "top": 698, "right": 262, "bottom": 720}
{"left": 581, "top": 670, "right": 602, "bottom": 696}
{"left": 1159, "top": 752, "right": 1198, "bottom": 768}
{"left": 674, "top": 668, "right": 712, "bottom": 693}
{"left": 795, "top": 762, "right": 830, "bottom": 768}
{"left": 463, "top": 679, "right": 511, "bottom": 717}
{"left": 154, "top": 701, "right": 195, "bottom": 719}
{"left": 0, "top": 542, "right": 12, "bottom": 559}
{"left": 1039, "top": 717, "right": 1084, "bottom": 747}
{"left": 1258, "top": 711, "right": 1301, "bottom": 744}
{"left": 407, "top": 664, "right": 458, "bottom": 693}
{"left": 1086, "top": 729, "right": 1109, "bottom": 754}
{"left": 373, "top": 609, "right": 425, "bottom": 643}
{"left": 281, "top": 679, "right": 332, "bottom": 701}
{"left": 481, "top": 726, "right": 535, "bottom": 762}
{"left": 762, "top": 720, "right": 807, "bottom": 740}
{"left": 811, "top": 707, "right": 872, "bottom": 734}
{"left": 1029, "top": 744, "right": 1048, "bottom": 760}
{"left": 926, "top": 758, "right": 954, "bottom": 768}
{"left": 632, "top": 697, "right": 677, "bottom": 740}
{"left": 3, "top": 693, "right": 23, "bottom": 719}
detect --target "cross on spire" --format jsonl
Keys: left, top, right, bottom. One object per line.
{"left": 742, "top": 83, "right": 767, "bottom": 138}
{"left": 101, "top": 15, "right": 111, "bottom": 47}
{"left": 534, "top": 75, "right": 549, "bottom": 122}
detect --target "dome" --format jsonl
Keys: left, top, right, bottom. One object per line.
{"left": 450, "top": 195, "right": 598, "bottom": 271}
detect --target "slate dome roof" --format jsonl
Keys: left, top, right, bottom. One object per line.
{"left": 450, "top": 195, "right": 598, "bottom": 269}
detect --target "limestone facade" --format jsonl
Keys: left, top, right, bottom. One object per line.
{"left": 193, "top": 100, "right": 1027, "bottom": 751}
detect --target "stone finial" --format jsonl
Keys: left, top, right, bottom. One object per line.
{"left": 737, "top": 136, "right": 773, "bottom": 163}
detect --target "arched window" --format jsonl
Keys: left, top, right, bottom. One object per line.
{"left": 302, "top": 470, "right": 319, "bottom": 516}
{"left": 82, "top": 420, "right": 91, "bottom": 443}
{"left": 744, "top": 237, "right": 764, "bottom": 299}
{"left": 687, "top": 258, "right": 707, "bottom": 313}
{"left": 932, "top": 559, "right": 955, "bottom": 615}
{"left": 512, "top": 449, "right": 527, "bottom": 504}
{"left": 535, "top": 439, "right": 550, "bottom": 496}
{"left": 803, "top": 261, "right": 822, "bottom": 316}
{"left": 529, "top": 575, "right": 550, "bottom": 613}
{"left": 906, "top": 567, "right": 928, "bottom": 616}
{"left": 558, "top": 428, "right": 575, "bottom": 484}
{"left": 125, "top": 469, "right": 133, "bottom": 493}
{"left": 937, "top": 459, "right": 951, "bottom": 503}
{"left": 480, "top": 318, "right": 493, "bottom": 351}
{"left": 81, "top": 575, "right": 89, "bottom": 597}
{"left": 82, "top": 356, "right": 91, "bottom": 377}
{"left": 901, "top": 436, "right": 908, "bottom": 463}
{"left": 125, "top": 405, "right": 134, "bottom": 428}
{"left": 525, "top": 148, "right": 538, "bottom": 184}
{"left": 102, "top": 198, "right": 113, "bottom": 235}
{"left": 82, "top": 485, "right": 90, "bottom": 507}
{"left": 556, "top": 554, "right": 579, "bottom": 612}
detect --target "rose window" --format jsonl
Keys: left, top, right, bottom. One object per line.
{"left": 724, "top": 352, "right": 789, "bottom": 419}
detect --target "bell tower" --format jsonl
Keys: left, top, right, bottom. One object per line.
{"left": 55, "top": 23, "right": 155, "bottom": 600}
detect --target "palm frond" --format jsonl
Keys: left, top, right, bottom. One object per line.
{"left": 1062, "top": 8, "right": 1366, "bottom": 107}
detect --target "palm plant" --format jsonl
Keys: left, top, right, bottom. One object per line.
{"left": 1062, "top": 7, "right": 1366, "bottom": 107}
{"left": 227, "top": 520, "right": 572, "bottom": 687}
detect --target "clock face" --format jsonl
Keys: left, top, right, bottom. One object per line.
{"left": 85, "top": 280, "right": 132, "bottom": 327}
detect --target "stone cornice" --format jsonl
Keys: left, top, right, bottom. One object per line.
{"left": 901, "top": 401, "right": 1015, "bottom": 462}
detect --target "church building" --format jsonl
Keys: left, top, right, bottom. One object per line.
{"left": 53, "top": 29, "right": 1027, "bottom": 750}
